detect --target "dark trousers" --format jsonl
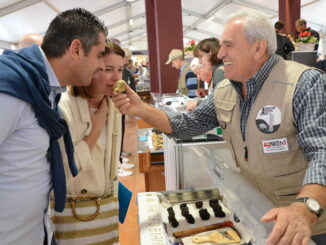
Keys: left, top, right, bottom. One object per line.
{"left": 119, "top": 115, "right": 125, "bottom": 162}
{"left": 311, "top": 233, "right": 326, "bottom": 245}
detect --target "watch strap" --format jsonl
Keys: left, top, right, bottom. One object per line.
{"left": 295, "top": 197, "right": 323, "bottom": 217}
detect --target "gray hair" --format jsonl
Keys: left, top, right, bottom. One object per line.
{"left": 190, "top": 57, "right": 201, "bottom": 71}
{"left": 227, "top": 10, "right": 276, "bottom": 55}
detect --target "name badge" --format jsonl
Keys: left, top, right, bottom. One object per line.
{"left": 262, "top": 138, "right": 289, "bottom": 153}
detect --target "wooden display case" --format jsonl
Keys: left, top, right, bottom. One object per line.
{"left": 137, "top": 119, "right": 165, "bottom": 192}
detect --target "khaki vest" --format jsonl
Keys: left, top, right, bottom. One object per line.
{"left": 214, "top": 58, "right": 326, "bottom": 234}
{"left": 178, "top": 62, "right": 191, "bottom": 96}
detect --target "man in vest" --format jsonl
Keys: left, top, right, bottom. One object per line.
{"left": 112, "top": 10, "right": 326, "bottom": 245}
{"left": 166, "top": 49, "right": 199, "bottom": 98}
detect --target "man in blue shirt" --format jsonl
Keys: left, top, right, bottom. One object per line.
{"left": 0, "top": 8, "right": 107, "bottom": 245}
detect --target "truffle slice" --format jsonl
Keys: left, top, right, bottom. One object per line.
{"left": 114, "top": 80, "right": 126, "bottom": 93}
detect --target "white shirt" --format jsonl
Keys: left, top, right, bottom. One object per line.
{"left": 0, "top": 47, "right": 64, "bottom": 244}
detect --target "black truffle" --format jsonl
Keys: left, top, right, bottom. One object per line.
{"left": 180, "top": 203, "right": 187, "bottom": 209}
{"left": 167, "top": 207, "right": 175, "bottom": 215}
{"left": 185, "top": 214, "right": 195, "bottom": 224}
{"left": 214, "top": 209, "right": 226, "bottom": 218}
{"left": 169, "top": 217, "right": 179, "bottom": 228}
{"left": 181, "top": 208, "right": 189, "bottom": 217}
{"left": 199, "top": 209, "right": 210, "bottom": 220}
{"left": 209, "top": 199, "right": 220, "bottom": 208}
{"left": 195, "top": 201, "right": 203, "bottom": 209}
{"left": 168, "top": 213, "right": 175, "bottom": 220}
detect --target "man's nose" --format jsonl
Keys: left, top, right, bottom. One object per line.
{"left": 217, "top": 48, "right": 225, "bottom": 60}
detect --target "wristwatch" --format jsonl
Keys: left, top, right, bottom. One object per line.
{"left": 295, "top": 197, "right": 323, "bottom": 217}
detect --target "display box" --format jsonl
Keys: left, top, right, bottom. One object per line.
{"left": 137, "top": 145, "right": 316, "bottom": 245}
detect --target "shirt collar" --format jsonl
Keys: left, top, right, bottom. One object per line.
{"left": 38, "top": 46, "right": 66, "bottom": 93}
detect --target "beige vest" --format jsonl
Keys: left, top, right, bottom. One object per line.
{"left": 178, "top": 62, "right": 190, "bottom": 96}
{"left": 214, "top": 58, "right": 326, "bottom": 234}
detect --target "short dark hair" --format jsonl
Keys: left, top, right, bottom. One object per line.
{"left": 193, "top": 37, "right": 222, "bottom": 66}
{"left": 274, "top": 21, "right": 284, "bottom": 31}
{"left": 70, "top": 42, "right": 125, "bottom": 98}
{"left": 41, "top": 8, "right": 108, "bottom": 58}
{"left": 295, "top": 18, "right": 307, "bottom": 26}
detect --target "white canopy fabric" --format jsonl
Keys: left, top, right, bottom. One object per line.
{"left": 0, "top": 0, "right": 325, "bottom": 52}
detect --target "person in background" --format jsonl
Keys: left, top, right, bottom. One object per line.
{"left": 166, "top": 49, "right": 199, "bottom": 97}
{"left": 122, "top": 48, "right": 136, "bottom": 91}
{"left": 274, "top": 21, "right": 294, "bottom": 60}
{"left": 189, "top": 57, "right": 209, "bottom": 87}
{"left": 287, "top": 33, "right": 296, "bottom": 46}
{"left": 54, "top": 42, "right": 124, "bottom": 245}
{"left": 187, "top": 58, "right": 210, "bottom": 111}
{"left": 112, "top": 10, "right": 326, "bottom": 245}
{"left": 295, "top": 18, "right": 320, "bottom": 50}
{"left": 134, "top": 61, "right": 140, "bottom": 74}
{"left": 118, "top": 48, "right": 135, "bottom": 171}
{"left": 18, "top": 33, "right": 43, "bottom": 49}
{"left": 140, "top": 59, "right": 150, "bottom": 82}
{"left": 187, "top": 38, "right": 224, "bottom": 111}
{"left": 0, "top": 8, "right": 107, "bottom": 245}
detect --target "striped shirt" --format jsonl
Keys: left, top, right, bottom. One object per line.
{"left": 168, "top": 54, "right": 326, "bottom": 186}
{"left": 185, "top": 70, "right": 198, "bottom": 98}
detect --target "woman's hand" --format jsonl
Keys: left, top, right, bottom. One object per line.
{"left": 84, "top": 97, "right": 108, "bottom": 151}
{"left": 90, "top": 97, "right": 109, "bottom": 133}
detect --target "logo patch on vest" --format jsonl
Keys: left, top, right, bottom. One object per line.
{"left": 256, "top": 105, "right": 281, "bottom": 134}
{"left": 262, "top": 138, "right": 289, "bottom": 153}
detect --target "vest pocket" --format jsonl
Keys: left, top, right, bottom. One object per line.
{"left": 215, "top": 99, "right": 236, "bottom": 123}
{"left": 272, "top": 186, "right": 301, "bottom": 206}
{"left": 258, "top": 135, "right": 307, "bottom": 177}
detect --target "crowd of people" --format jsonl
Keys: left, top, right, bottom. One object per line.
{"left": 0, "top": 6, "right": 325, "bottom": 245}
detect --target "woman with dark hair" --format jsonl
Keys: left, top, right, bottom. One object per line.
{"left": 51, "top": 42, "right": 125, "bottom": 245}
{"left": 187, "top": 38, "right": 225, "bottom": 111}
{"left": 194, "top": 37, "right": 224, "bottom": 90}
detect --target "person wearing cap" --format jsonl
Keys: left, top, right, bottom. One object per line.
{"left": 166, "top": 49, "right": 198, "bottom": 98}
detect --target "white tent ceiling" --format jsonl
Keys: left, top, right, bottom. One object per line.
{"left": 0, "top": 0, "right": 326, "bottom": 51}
